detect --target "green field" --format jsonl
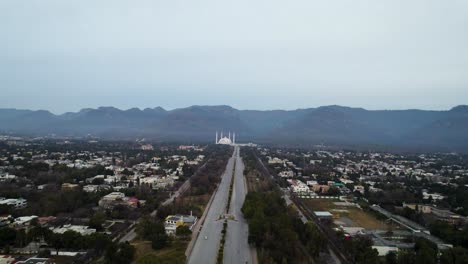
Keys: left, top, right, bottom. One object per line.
{"left": 133, "top": 239, "right": 188, "bottom": 264}
{"left": 302, "top": 199, "right": 394, "bottom": 230}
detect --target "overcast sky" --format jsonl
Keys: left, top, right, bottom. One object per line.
{"left": 1, "top": 0, "right": 467, "bottom": 114}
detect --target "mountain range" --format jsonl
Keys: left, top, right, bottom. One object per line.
{"left": 1, "top": 105, "right": 468, "bottom": 152}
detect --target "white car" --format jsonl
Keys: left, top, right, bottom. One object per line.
{"left": 204, "top": 236, "right": 208, "bottom": 240}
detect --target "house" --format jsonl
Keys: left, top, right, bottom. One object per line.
{"left": 83, "top": 185, "right": 99, "bottom": 193}
{"left": 164, "top": 214, "right": 198, "bottom": 235}
{"left": 0, "top": 215, "right": 12, "bottom": 227}
{"left": 37, "top": 216, "right": 56, "bottom": 227}
{"left": 423, "top": 191, "right": 445, "bottom": 200}
{"left": 98, "top": 192, "right": 143, "bottom": 209}
{"left": 404, "top": 203, "right": 466, "bottom": 224}
{"left": 12, "top": 215, "right": 38, "bottom": 228}
{"left": 311, "top": 184, "right": 330, "bottom": 194}
{"left": 0, "top": 255, "right": 16, "bottom": 264}
{"left": 50, "top": 224, "right": 96, "bottom": 236}
{"left": 98, "top": 192, "right": 126, "bottom": 209}
{"left": 287, "top": 179, "right": 311, "bottom": 194}
{"left": 141, "top": 144, "right": 154, "bottom": 151}
{"left": 353, "top": 185, "right": 365, "bottom": 194}
{"left": 279, "top": 171, "right": 294, "bottom": 178}
{"left": 0, "top": 198, "right": 27, "bottom": 209}
{"left": 306, "top": 180, "right": 318, "bottom": 186}
{"left": 0, "top": 174, "right": 17, "bottom": 182}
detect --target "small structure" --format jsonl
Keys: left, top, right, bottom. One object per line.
{"left": 61, "top": 183, "right": 80, "bottom": 191}
{"left": 314, "top": 211, "right": 333, "bottom": 220}
{"left": 164, "top": 214, "right": 198, "bottom": 235}
{"left": 0, "top": 198, "right": 27, "bottom": 209}
{"left": 50, "top": 224, "right": 96, "bottom": 236}
{"left": 11, "top": 215, "right": 38, "bottom": 229}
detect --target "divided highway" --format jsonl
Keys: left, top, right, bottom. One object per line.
{"left": 188, "top": 146, "right": 252, "bottom": 264}
{"left": 224, "top": 147, "right": 252, "bottom": 264}
{"left": 188, "top": 148, "right": 236, "bottom": 264}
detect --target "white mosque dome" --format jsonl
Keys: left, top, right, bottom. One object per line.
{"left": 218, "top": 137, "right": 232, "bottom": 145}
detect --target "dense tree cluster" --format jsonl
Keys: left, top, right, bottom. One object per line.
{"left": 136, "top": 217, "right": 168, "bottom": 250}
{"left": 341, "top": 235, "right": 379, "bottom": 264}
{"left": 190, "top": 145, "right": 231, "bottom": 195}
{"left": 242, "top": 191, "right": 323, "bottom": 263}
{"left": 430, "top": 221, "right": 468, "bottom": 249}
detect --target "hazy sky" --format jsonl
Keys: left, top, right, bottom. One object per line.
{"left": 1, "top": 0, "right": 467, "bottom": 114}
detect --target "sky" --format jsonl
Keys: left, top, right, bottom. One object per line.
{"left": 1, "top": 0, "right": 467, "bottom": 114}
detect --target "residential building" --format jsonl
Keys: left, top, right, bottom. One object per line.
{"left": 164, "top": 214, "right": 198, "bottom": 235}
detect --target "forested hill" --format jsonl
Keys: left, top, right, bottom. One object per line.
{"left": 1, "top": 105, "right": 468, "bottom": 152}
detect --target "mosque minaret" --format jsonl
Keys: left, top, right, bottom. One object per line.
{"left": 215, "top": 131, "right": 235, "bottom": 145}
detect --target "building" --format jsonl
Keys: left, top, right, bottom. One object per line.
{"left": 279, "top": 171, "right": 294, "bottom": 178}
{"left": 98, "top": 192, "right": 126, "bottom": 209}
{"left": 164, "top": 214, "right": 198, "bottom": 235}
{"left": 0, "top": 255, "right": 16, "bottom": 264}
{"left": 403, "top": 203, "right": 467, "bottom": 224}
{"left": 12, "top": 215, "right": 38, "bottom": 228}
{"left": 287, "top": 179, "right": 311, "bottom": 194}
{"left": 314, "top": 211, "right": 333, "bottom": 220}
{"left": 141, "top": 144, "right": 154, "bottom": 151}
{"left": 311, "top": 184, "right": 330, "bottom": 194}
{"left": 50, "top": 224, "right": 96, "bottom": 236}
{"left": 98, "top": 192, "right": 143, "bottom": 209}
{"left": 0, "top": 215, "right": 12, "bottom": 227}
{"left": 0, "top": 173, "right": 17, "bottom": 182}
{"left": 215, "top": 131, "right": 235, "bottom": 145}
{"left": 0, "top": 198, "right": 27, "bottom": 209}
{"left": 61, "top": 183, "right": 80, "bottom": 191}
{"left": 83, "top": 185, "right": 99, "bottom": 193}
{"left": 423, "top": 191, "right": 445, "bottom": 200}
{"left": 353, "top": 185, "right": 365, "bottom": 194}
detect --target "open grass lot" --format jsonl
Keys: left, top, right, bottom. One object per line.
{"left": 245, "top": 171, "right": 271, "bottom": 192}
{"left": 174, "top": 193, "right": 210, "bottom": 216}
{"left": 132, "top": 239, "right": 188, "bottom": 264}
{"left": 301, "top": 199, "right": 394, "bottom": 230}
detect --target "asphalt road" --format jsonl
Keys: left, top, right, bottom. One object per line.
{"left": 188, "top": 148, "right": 236, "bottom": 264}
{"left": 224, "top": 147, "right": 252, "bottom": 264}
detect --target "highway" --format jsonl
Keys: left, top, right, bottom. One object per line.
{"left": 224, "top": 147, "right": 252, "bottom": 264}
{"left": 188, "top": 148, "right": 236, "bottom": 264}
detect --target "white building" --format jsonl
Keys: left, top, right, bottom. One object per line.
{"left": 0, "top": 198, "right": 27, "bottom": 209}
{"left": 287, "top": 179, "right": 312, "bottom": 194}
{"left": 215, "top": 131, "right": 235, "bottom": 145}
{"left": 51, "top": 224, "right": 96, "bottom": 236}
{"left": 164, "top": 214, "right": 198, "bottom": 235}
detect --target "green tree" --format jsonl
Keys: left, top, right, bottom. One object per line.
{"left": 89, "top": 211, "right": 106, "bottom": 231}
{"left": 176, "top": 225, "right": 192, "bottom": 238}
{"left": 385, "top": 251, "right": 397, "bottom": 264}
{"left": 0, "top": 227, "right": 16, "bottom": 247}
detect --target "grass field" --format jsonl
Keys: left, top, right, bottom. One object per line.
{"left": 302, "top": 199, "right": 393, "bottom": 230}
{"left": 245, "top": 169, "right": 271, "bottom": 192}
{"left": 132, "top": 239, "right": 188, "bottom": 264}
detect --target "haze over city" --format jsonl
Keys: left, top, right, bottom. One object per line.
{"left": 1, "top": 0, "right": 468, "bottom": 113}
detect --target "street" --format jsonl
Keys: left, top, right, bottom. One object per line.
{"left": 224, "top": 147, "right": 252, "bottom": 264}
{"left": 188, "top": 148, "right": 236, "bottom": 264}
